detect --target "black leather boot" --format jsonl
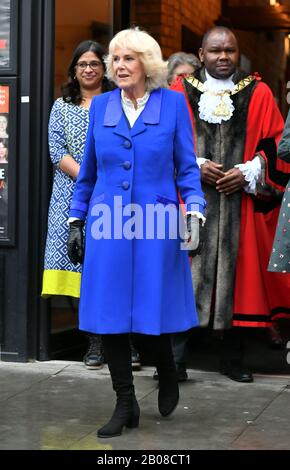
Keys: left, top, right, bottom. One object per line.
{"left": 153, "top": 363, "right": 188, "bottom": 382}
{"left": 97, "top": 334, "right": 140, "bottom": 438}
{"left": 157, "top": 361, "right": 179, "bottom": 416}
{"left": 133, "top": 333, "right": 179, "bottom": 416}
{"left": 97, "top": 394, "right": 140, "bottom": 438}
{"left": 151, "top": 334, "right": 179, "bottom": 416}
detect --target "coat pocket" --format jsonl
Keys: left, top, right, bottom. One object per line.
{"left": 156, "top": 194, "right": 178, "bottom": 207}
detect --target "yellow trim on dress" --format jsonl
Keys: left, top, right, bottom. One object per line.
{"left": 41, "top": 270, "right": 81, "bottom": 298}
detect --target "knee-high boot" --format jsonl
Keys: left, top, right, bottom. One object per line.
{"left": 97, "top": 334, "right": 140, "bottom": 438}
{"left": 136, "top": 334, "right": 179, "bottom": 417}
{"left": 155, "top": 335, "right": 179, "bottom": 416}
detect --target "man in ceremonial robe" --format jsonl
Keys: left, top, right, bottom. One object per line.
{"left": 171, "top": 26, "right": 290, "bottom": 383}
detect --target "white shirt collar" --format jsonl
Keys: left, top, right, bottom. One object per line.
{"left": 121, "top": 90, "right": 150, "bottom": 127}
{"left": 121, "top": 90, "right": 150, "bottom": 109}
{"left": 204, "top": 70, "right": 235, "bottom": 91}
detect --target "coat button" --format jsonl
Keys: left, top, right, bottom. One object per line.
{"left": 122, "top": 181, "right": 130, "bottom": 190}
{"left": 123, "top": 140, "right": 132, "bottom": 149}
{"left": 123, "top": 161, "right": 131, "bottom": 170}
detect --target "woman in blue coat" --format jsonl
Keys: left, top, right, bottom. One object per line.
{"left": 68, "top": 28, "right": 206, "bottom": 438}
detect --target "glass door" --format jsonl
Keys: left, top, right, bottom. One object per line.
{"left": 49, "top": 0, "right": 114, "bottom": 359}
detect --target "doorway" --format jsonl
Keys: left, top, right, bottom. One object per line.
{"left": 49, "top": 0, "right": 114, "bottom": 359}
{"left": 54, "top": 0, "right": 113, "bottom": 98}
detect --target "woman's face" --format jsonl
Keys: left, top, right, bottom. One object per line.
{"left": 170, "top": 63, "right": 195, "bottom": 85}
{"left": 112, "top": 47, "right": 145, "bottom": 95}
{"left": 0, "top": 142, "right": 8, "bottom": 161}
{"left": 75, "top": 51, "right": 105, "bottom": 90}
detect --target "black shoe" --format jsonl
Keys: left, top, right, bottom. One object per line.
{"left": 153, "top": 366, "right": 188, "bottom": 383}
{"left": 220, "top": 360, "right": 253, "bottom": 383}
{"left": 131, "top": 345, "right": 141, "bottom": 371}
{"left": 83, "top": 334, "right": 104, "bottom": 370}
{"left": 153, "top": 369, "right": 159, "bottom": 381}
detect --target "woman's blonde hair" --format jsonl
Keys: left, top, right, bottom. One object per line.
{"left": 105, "top": 28, "right": 167, "bottom": 92}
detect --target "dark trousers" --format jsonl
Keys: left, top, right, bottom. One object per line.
{"left": 102, "top": 333, "right": 175, "bottom": 370}
{"left": 171, "top": 327, "right": 248, "bottom": 369}
{"left": 133, "top": 333, "right": 175, "bottom": 368}
{"left": 220, "top": 327, "right": 246, "bottom": 366}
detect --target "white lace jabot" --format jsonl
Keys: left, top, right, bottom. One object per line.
{"left": 198, "top": 70, "right": 235, "bottom": 124}
{"left": 121, "top": 90, "right": 150, "bottom": 127}
{"left": 196, "top": 71, "right": 262, "bottom": 194}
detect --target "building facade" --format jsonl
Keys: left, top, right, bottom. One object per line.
{"left": 0, "top": 0, "right": 289, "bottom": 362}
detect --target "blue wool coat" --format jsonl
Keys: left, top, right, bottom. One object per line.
{"left": 70, "top": 87, "right": 206, "bottom": 335}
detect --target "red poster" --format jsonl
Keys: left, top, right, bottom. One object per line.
{"left": 0, "top": 82, "right": 9, "bottom": 239}
{"left": 0, "top": 86, "right": 9, "bottom": 113}
{"left": 0, "top": 39, "right": 8, "bottom": 49}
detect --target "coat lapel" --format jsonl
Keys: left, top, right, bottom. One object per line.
{"left": 104, "top": 88, "right": 131, "bottom": 140}
{"left": 103, "top": 87, "right": 163, "bottom": 139}
{"left": 142, "top": 88, "right": 162, "bottom": 125}
{"left": 131, "top": 88, "right": 162, "bottom": 137}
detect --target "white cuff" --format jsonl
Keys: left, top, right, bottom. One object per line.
{"left": 196, "top": 157, "right": 208, "bottom": 168}
{"left": 234, "top": 156, "right": 262, "bottom": 195}
{"left": 186, "top": 211, "right": 206, "bottom": 226}
{"left": 67, "top": 217, "right": 80, "bottom": 226}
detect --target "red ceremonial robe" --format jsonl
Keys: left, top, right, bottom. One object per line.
{"left": 172, "top": 74, "right": 290, "bottom": 328}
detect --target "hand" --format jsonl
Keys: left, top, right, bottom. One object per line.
{"left": 200, "top": 161, "right": 225, "bottom": 187}
{"left": 216, "top": 167, "right": 247, "bottom": 195}
{"left": 184, "top": 214, "right": 204, "bottom": 257}
{"left": 67, "top": 219, "right": 84, "bottom": 265}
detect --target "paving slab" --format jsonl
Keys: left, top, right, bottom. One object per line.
{"left": 0, "top": 361, "right": 289, "bottom": 450}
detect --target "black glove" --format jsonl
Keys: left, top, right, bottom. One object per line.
{"left": 185, "top": 214, "right": 205, "bottom": 257}
{"left": 67, "top": 219, "right": 84, "bottom": 265}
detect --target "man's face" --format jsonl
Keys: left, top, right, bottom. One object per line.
{"left": 199, "top": 31, "right": 239, "bottom": 79}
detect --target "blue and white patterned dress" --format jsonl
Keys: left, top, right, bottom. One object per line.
{"left": 42, "top": 98, "right": 89, "bottom": 297}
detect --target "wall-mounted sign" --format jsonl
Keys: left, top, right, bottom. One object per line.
{"left": 0, "top": 0, "right": 17, "bottom": 74}
{"left": 0, "top": 0, "right": 11, "bottom": 68}
{"left": 0, "top": 85, "right": 9, "bottom": 239}
{"left": 0, "top": 79, "right": 16, "bottom": 244}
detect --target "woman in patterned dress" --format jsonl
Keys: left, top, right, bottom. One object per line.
{"left": 42, "top": 40, "right": 112, "bottom": 368}
{"left": 268, "top": 110, "right": 290, "bottom": 273}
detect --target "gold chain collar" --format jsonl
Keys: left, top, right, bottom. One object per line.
{"left": 184, "top": 74, "right": 257, "bottom": 119}
{"left": 184, "top": 74, "right": 256, "bottom": 97}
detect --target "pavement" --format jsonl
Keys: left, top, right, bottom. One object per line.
{"left": 0, "top": 360, "right": 290, "bottom": 450}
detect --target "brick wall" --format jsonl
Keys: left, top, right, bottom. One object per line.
{"left": 134, "top": 0, "right": 288, "bottom": 111}
{"left": 235, "top": 30, "right": 287, "bottom": 110}
{"left": 134, "top": 0, "right": 221, "bottom": 57}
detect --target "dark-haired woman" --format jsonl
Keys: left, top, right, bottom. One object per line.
{"left": 42, "top": 40, "right": 112, "bottom": 368}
